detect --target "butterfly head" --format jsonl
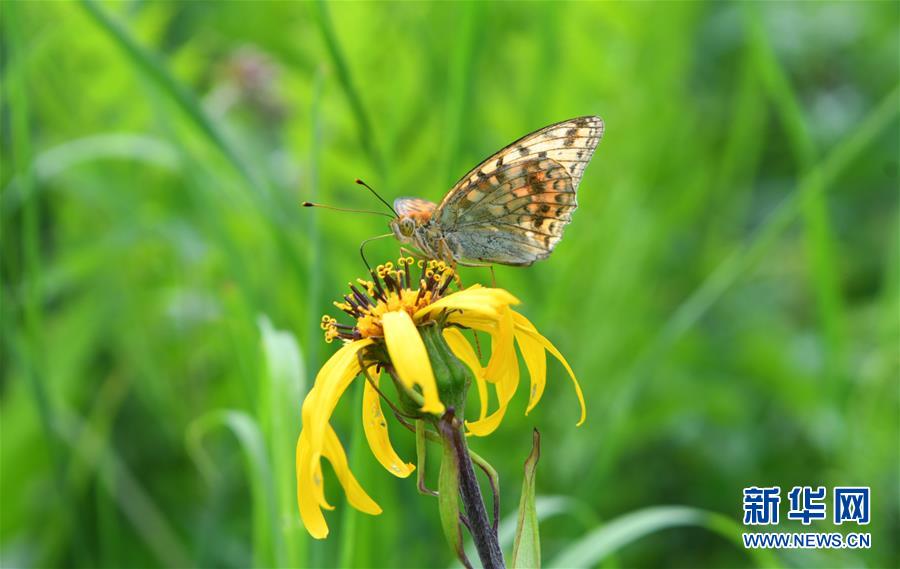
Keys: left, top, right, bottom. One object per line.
{"left": 390, "top": 215, "right": 418, "bottom": 243}
{"left": 391, "top": 197, "right": 437, "bottom": 245}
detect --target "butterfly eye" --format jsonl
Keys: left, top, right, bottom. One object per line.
{"left": 400, "top": 218, "right": 416, "bottom": 236}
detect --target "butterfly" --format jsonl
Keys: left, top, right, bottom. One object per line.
{"left": 389, "top": 116, "right": 604, "bottom": 267}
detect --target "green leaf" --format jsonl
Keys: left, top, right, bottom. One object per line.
{"left": 438, "top": 434, "right": 465, "bottom": 563}
{"left": 257, "top": 316, "right": 306, "bottom": 568}
{"left": 511, "top": 429, "right": 541, "bottom": 569}
{"left": 548, "top": 506, "right": 781, "bottom": 569}
{"left": 453, "top": 496, "right": 595, "bottom": 568}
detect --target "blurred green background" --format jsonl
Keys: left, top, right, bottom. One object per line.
{"left": 2, "top": 1, "right": 898, "bottom": 568}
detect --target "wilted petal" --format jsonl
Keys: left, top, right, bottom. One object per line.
{"left": 466, "top": 360, "right": 519, "bottom": 437}
{"left": 513, "top": 312, "right": 586, "bottom": 426}
{"left": 466, "top": 307, "right": 519, "bottom": 437}
{"left": 515, "top": 324, "right": 547, "bottom": 414}
{"left": 322, "top": 424, "right": 382, "bottom": 515}
{"left": 295, "top": 420, "right": 383, "bottom": 540}
{"left": 362, "top": 367, "right": 415, "bottom": 478}
{"left": 381, "top": 311, "right": 445, "bottom": 414}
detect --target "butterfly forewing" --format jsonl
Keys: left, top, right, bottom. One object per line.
{"left": 394, "top": 197, "right": 436, "bottom": 223}
{"left": 435, "top": 116, "right": 603, "bottom": 265}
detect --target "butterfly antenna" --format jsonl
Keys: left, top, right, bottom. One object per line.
{"left": 355, "top": 178, "right": 398, "bottom": 217}
{"left": 301, "top": 202, "right": 394, "bottom": 218}
{"left": 359, "top": 232, "right": 393, "bottom": 273}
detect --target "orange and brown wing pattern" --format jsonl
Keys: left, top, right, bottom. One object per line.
{"left": 394, "top": 197, "right": 436, "bottom": 224}
{"left": 435, "top": 116, "right": 603, "bottom": 265}
{"left": 436, "top": 116, "right": 603, "bottom": 213}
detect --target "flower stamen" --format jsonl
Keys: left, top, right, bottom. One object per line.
{"left": 321, "top": 257, "right": 459, "bottom": 343}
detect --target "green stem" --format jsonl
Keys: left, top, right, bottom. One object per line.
{"left": 439, "top": 410, "right": 505, "bottom": 569}
{"left": 470, "top": 447, "right": 500, "bottom": 533}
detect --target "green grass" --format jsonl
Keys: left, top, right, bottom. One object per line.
{"left": 2, "top": 2, "right": 898, "bottom": 568}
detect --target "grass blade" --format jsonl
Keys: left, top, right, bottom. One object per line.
{"left": 258, "top": 315, "right": 307, "bottom": 567}
{"left": 2, "top": 133, "right": 179, "bottom": 212}
{"left": 186, "top": 410, "right": 279, "bottom": 568}
{"left": 78, "top": 0, "right": 263, "bottom": 190}
{"left": 3, "top": 3, "right": 78, "bottom": 563}
{"left": 439, "top": 1, "right": 479, "bottom": 187}
{"left": 314, "top": 0, "right": 385, "bottom": 178}
{"left": 306, "top": 69, "right": 325, "bottom": 391}
{"left": 59, "top": 409, "right": 192, "bottom": 568}
{"left": 548, "top": 506, "right": 780, "bottom": 569}
{"left": 595, "top": 83, "right": 900, "bottom": 478}
{"left": 337, "top": 381, "right": 372, "bottom": 568}
{"left": 654, "top": 84, "right": 899, "bottom": 357}
{"left": 745, "top": 5, "right": 846, "bottom": 394}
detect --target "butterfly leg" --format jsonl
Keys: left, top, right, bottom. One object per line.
{"left": 454, "top": 259, "right": 498, "bottom": 288}
{"left": 429, "top": 238, "right": 466, "bottom": 289}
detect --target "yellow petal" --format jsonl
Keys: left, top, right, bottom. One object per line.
{"left": 322, "top": 424, "right": 382, "bottom": 515}
{"left": 485, "top": 305, "right": 515, "bottom": 382}
{"left": 296, "top": 422, "right": 383, "bottom": 540}
{"left": 466, "top": 307, "right": 519, "bottom": 437}
{"left": 414, "top": 287, "right": 519, "bottom": 321}
{"left": 301, "top": 339, "right": 374, "bottom": 488}
{"left": 443, "top": 327, "right": 489, "bottom": 421}
{"left": 302, "top": 339, "right": 373, "bottom": 442}
{"left": 448, "top": 309, "right": 520, "bottom": 382}
{"left": 447, "top": 313, "right": 502, "bottom": 336}
{"left": 466, "top": 358, "right": 519, "bottom": 437}
{"left": 515, "top": 325, "right": 547, "bottom": 414}
{"left": 313, "top": 461, "right": 331, "bottom": 509}
{"left": 362, "top": 367, "right": 415, "bottom": 478}
{"left": 381, "top": 311, "right": 445, "bottom": 414}
{"left": 296, "top": 430, "right": 329, "bottom": 538}
{"left": 513, "top": 312, "right": 586, "bottom": 426}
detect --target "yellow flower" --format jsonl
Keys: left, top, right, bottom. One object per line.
{"left": 297, "top": 258, "right": 586, "bottom": 539}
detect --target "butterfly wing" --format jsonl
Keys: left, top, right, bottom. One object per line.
{"left": 394, "top": 197, "right": 436, "bottom": 223}
{"left": 435, "top": 116, "right": 603, "bottom": 265}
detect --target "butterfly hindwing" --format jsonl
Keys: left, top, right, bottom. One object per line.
{"left": 436, "top": 158, "right": 573, "bottom": 265}
{"left": 435, "top": 116, "right": 602, "bottom": 265}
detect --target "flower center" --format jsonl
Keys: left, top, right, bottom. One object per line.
{"left": 321, "top": 257, "right": 459, "bottom": 343}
